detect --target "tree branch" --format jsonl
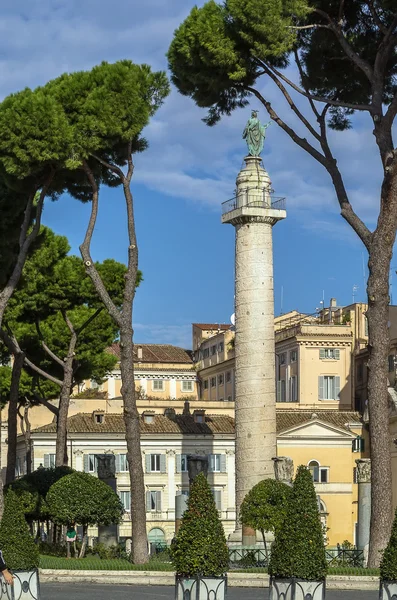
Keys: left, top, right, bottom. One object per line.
{"left": 79, "top": 161, "right": 122, "bottom": 327}
{"left": 264, "top": 59, "right": 372, "bottom": 112}
{"left": 35, "top": 320, "right": 65, "bottom": 370}
{"left": 366, "top": 0, "right": 388, "bottom": 34}
{"left": 76, "top": 306, "right": 103, "bottom": 336}
{"left": 90, "top": 154, "right": 124, "bottom": 180}
{"left": 313, "top": 8, "right": 374, "bottom": 82}
{"left": 33, "top": 393, "right": 59, "bottom": 417}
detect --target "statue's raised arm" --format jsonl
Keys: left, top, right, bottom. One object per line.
{"left": 243, "top": 110, "right": 271, "bottom": 157}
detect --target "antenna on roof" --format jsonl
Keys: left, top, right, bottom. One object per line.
{"left": 280, "top": 285, "right": 283, "bottom": 315}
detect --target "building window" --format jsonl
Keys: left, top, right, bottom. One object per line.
{"left": 289, "top": 376, "right": 298, "bottom": 402}
{"left": 211, "top": 377, "right": 216, "bottom": 388}
{"left": 117, "top": 454, "right": 129, "bottom": 472}
{"left": 208, "top": 454, "right": 226, "bottom": 473}
{"left": 151, "top": 454, "right": 161, "bottom": 472}
{"left": 152, "top": 380, "right": 164, "bottom": 391}
{"left": 211, "top": 489, "right": 222, "bottom": 511}
{"left": 218, "top": 374, "right": 224, "bottom": 385}
{"left": 146, "top": 491, "right": 162, "bottom": 512}
{"left": 95, "top": 413, "right": 104, "bottom": 424}
{"left": 320, "top": 348, "right": 340, "bottom": 360}
{"left": 352, "top": 437, "right": 365, "bottom": 452}
{"left": 44, "top": 454, "right": 56, "bottom": 469}
{"left": 280, "top": 353, "right": 286, "bottom": 365}
{"left": 308, "top": 460, "right": 329, "bottom": 483}
{"left": 226, "top": 371, "right": 231, "bottom": 383}
{"left": 203, "top": 379, "right": 209, "bottom": 390}
{"left": 182, "top": 380, "right": 194, "bottom": 392}
{"left": 119, "top": 490, "right": 131, "bottom": 512}
{"left": 203, "top": 348, "right": 209, "bottom": 359}
{"left": 388, "top": 355, "right": 395, "bottom": 372}
{"left": 290, "top": 350, "right": 298, "bottom": 363}
{"left": 84, "top": 454, "right": 97, "bottom": 473}
{"left": 318, "top": 375, "right": 340, "bottom": 400}
{"left": 178, "top": 454, "right": 188, "bottom": 472}
{"left": 277, "top": 380, "right": 286, "bottom": 402}
{"left": 219, "top": 342, "right": 224, "bottom": 352}
{"left": 211, "top": 345, "right": 217, "bottom": 356}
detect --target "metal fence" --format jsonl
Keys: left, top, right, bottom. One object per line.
{"left": 228, "top": 547, "right": 364, "bottom": 569}
{"left": 221, "top": 192, "right": 286, "bottom": 215}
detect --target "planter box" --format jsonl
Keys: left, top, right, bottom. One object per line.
{"left": 270, "top": 577, "right": 325, "bottom": 600}
{"left": 0, "top": 569, "right": 40, "bottom": 600}
{"left": 379, "top": 580, "right": 397, "bottom": 600}
{"left": 175, "top": 575, "right": 227, "bottom": 600}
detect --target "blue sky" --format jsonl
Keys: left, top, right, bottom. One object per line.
{"left": 1, "top": 0, "right": 391, "bottom": 348}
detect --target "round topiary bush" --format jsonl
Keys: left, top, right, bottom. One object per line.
{"left": 380, "top": 506, "right": 397, "bottom": 580}
{"left": 269, "top": 465, "right": 327, "bottom": 581}
{"left": 240, "top": 478, "right": 291, "bottom": 560}
{"left": 170, "top": 472, "right": 229, "bottom": 576}
{"left": 0, "top": 488, "right": 39, "bottom": 570}
{"left": 47, "top": 471, "right": 123, "bottom": 558}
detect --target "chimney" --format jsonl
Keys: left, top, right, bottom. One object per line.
{"left": 193, "top": 409, "right": 206, "bottom": 424}
{"left": 164, "top": 407, "right": 176, "bottom": 421}
{"left": 330, "top": 298, "right": 337, "bottom": 308}
{"left": 183, "top": 401, "right": 191, "bottom": 416}
{"left": 137, "top": 346, "right": 143, "bottom": 360}
{"left": 93, "top": 410, "right": 105, "bottom": 425}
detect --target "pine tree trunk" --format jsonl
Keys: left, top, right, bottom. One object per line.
{"left": 79, "top": 524, "right": 88, "bottom": 559}
{"left": 55, "top": 324, "right": 77, "bottom": 467}
{"left": 6, "top": 351, "right": 24, "bottom": 485}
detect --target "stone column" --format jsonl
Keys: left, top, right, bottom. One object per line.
{"left": 96, "top": 454, "right": 119, "bottom": 547}
{"left": 356, "top": 458, "right": 371, "bottom": 565}
{"left": 222, "top": 156, "right": 286, "bottom": 544}
{"left": 273, "top": 456, "right": 294, "bottom": 485}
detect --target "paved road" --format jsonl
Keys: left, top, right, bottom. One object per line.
{"left": 41, "top": 584, "right": 378, "bottom": 599}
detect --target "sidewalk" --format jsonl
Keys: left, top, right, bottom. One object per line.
{"left": 40, "top": 569, "right": 380, "bottom": 590}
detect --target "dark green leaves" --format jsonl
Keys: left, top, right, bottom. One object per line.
{"left": 0, "top": 489, "right": 39, "bottom": 570}
{"left": 240, "top": 478, "right": 291, "bottom": 535}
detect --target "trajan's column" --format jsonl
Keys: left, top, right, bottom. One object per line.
{"left": 222, "top": 111, "right": 286, "bottom": 545}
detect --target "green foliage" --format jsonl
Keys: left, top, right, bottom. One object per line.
{"left": 10, "top": 466, "right": 74, "bottom": 520}
{"left": 47, "top": 471, "right": 123, "bottom": 527}
{"left": 269, "top": 466, "right": 327, "bottom": 580}
{"left": 170, "top": 472, "right": 229, "bottom": 576}
{"left": 39, "top": 554, "right": 175, "bottom": 571}
{"left": 0, "top": 489, "right": 39, "bottom": 570}
{"left": 168, "top": 0, "right": 397, "bottom": 129}
{"left": 380, "top": 505, "right": 397, "bottom": 580}
{"left": 240, "top": 478, "right": 291, "bottom": 535}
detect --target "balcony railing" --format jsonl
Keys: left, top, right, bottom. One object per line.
{"left": 222, "top": 189, "right": 286, "bottom": 216}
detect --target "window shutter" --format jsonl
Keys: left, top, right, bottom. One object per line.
{"left": 208, "top": 455, "right": 213, "bottom": 472}
{"left": 176, "top": 454, "right": 182, "bottom": 473}
{"left": 213, "top": 490, "right": 221, "bottom": 511}
{"left": 145, "top": 454, "right": 151, "bottom": 474}
{"left": 334, "top": 349, "right": 340, "bottom": 360}
{"left": 115, "top": 455, "right": 121, "bottom": 473}
{"left": 335, "top": 376, "right": 340, "bottom": 399}
{"left": 319, "top": 348, "right": 325, "bottom": 359}
{"left": 160, "top": 454, "right": 166, "bottom": 474}
{"left": 43, "top": 454, "right": 50, "bottom": 469}
{"left": 146, "top": 491, "right": 151, "bottom": 511}
{"left": 276, "top": 381, "right": 281, "bottom": 402}
{"left": 83, "top": 454, "right": 89, "bottom": 473}
{"left": 156, "top": 491, "right": 162, "bottom": 512}
{"left": 360, "top": 438, "right": 365, "bottom": 452}
{"left": 220, "top": 454, "right": 227, "bottom": 473}
{"left": 126, "top": 491, "right": 131, "bottom": 511}
{"left": 318, "top": 376, "right": 324, "bottom": 400}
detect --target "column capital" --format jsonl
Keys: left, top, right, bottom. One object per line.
{"left": 273, "top": 456, "right": 294, "bottom": 484}
{"left": 355, "top": 458, "right": 371, "bottom": 483}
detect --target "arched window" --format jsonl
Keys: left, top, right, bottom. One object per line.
{"left": 308, "top": 460, "right": 320, "bottom": 482}
{"left": 308, "top": 460, "right": 329, "bottom": 483}
{"left": 147, "top": 527, "right": 165, "bottom": 545}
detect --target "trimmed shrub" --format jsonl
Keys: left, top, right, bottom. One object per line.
{"left": 380, "top": 506, "right": 397, "bottom": 580}
{"left": 170, "top": 472, "right": 229, "bottom": 576}
{"left": 240, "top": 478, "right": 291, "bottom": 559}
{"left": 47, "top": 471, "right": 123, "bottom": 558}
{"left": 269, "top": 465, "right": 327, "bottom": 580}
{"left": 0, "top": 489, "right": 39, "bottom": 570}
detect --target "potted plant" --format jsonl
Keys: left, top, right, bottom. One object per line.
{"left": 380, "top": 506, "right": 397, "bottom": 598}
{"left": 269, "top": 466, "right": 328, "bottom": 600}
{"left": 240, "top": 478, "right": 291, "bottom": 564}
{"left": 0, "top": 489, "right": 40, "bottom": 599}
{"left": 170, "top": 472, "right": 229, "bottom": 600}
